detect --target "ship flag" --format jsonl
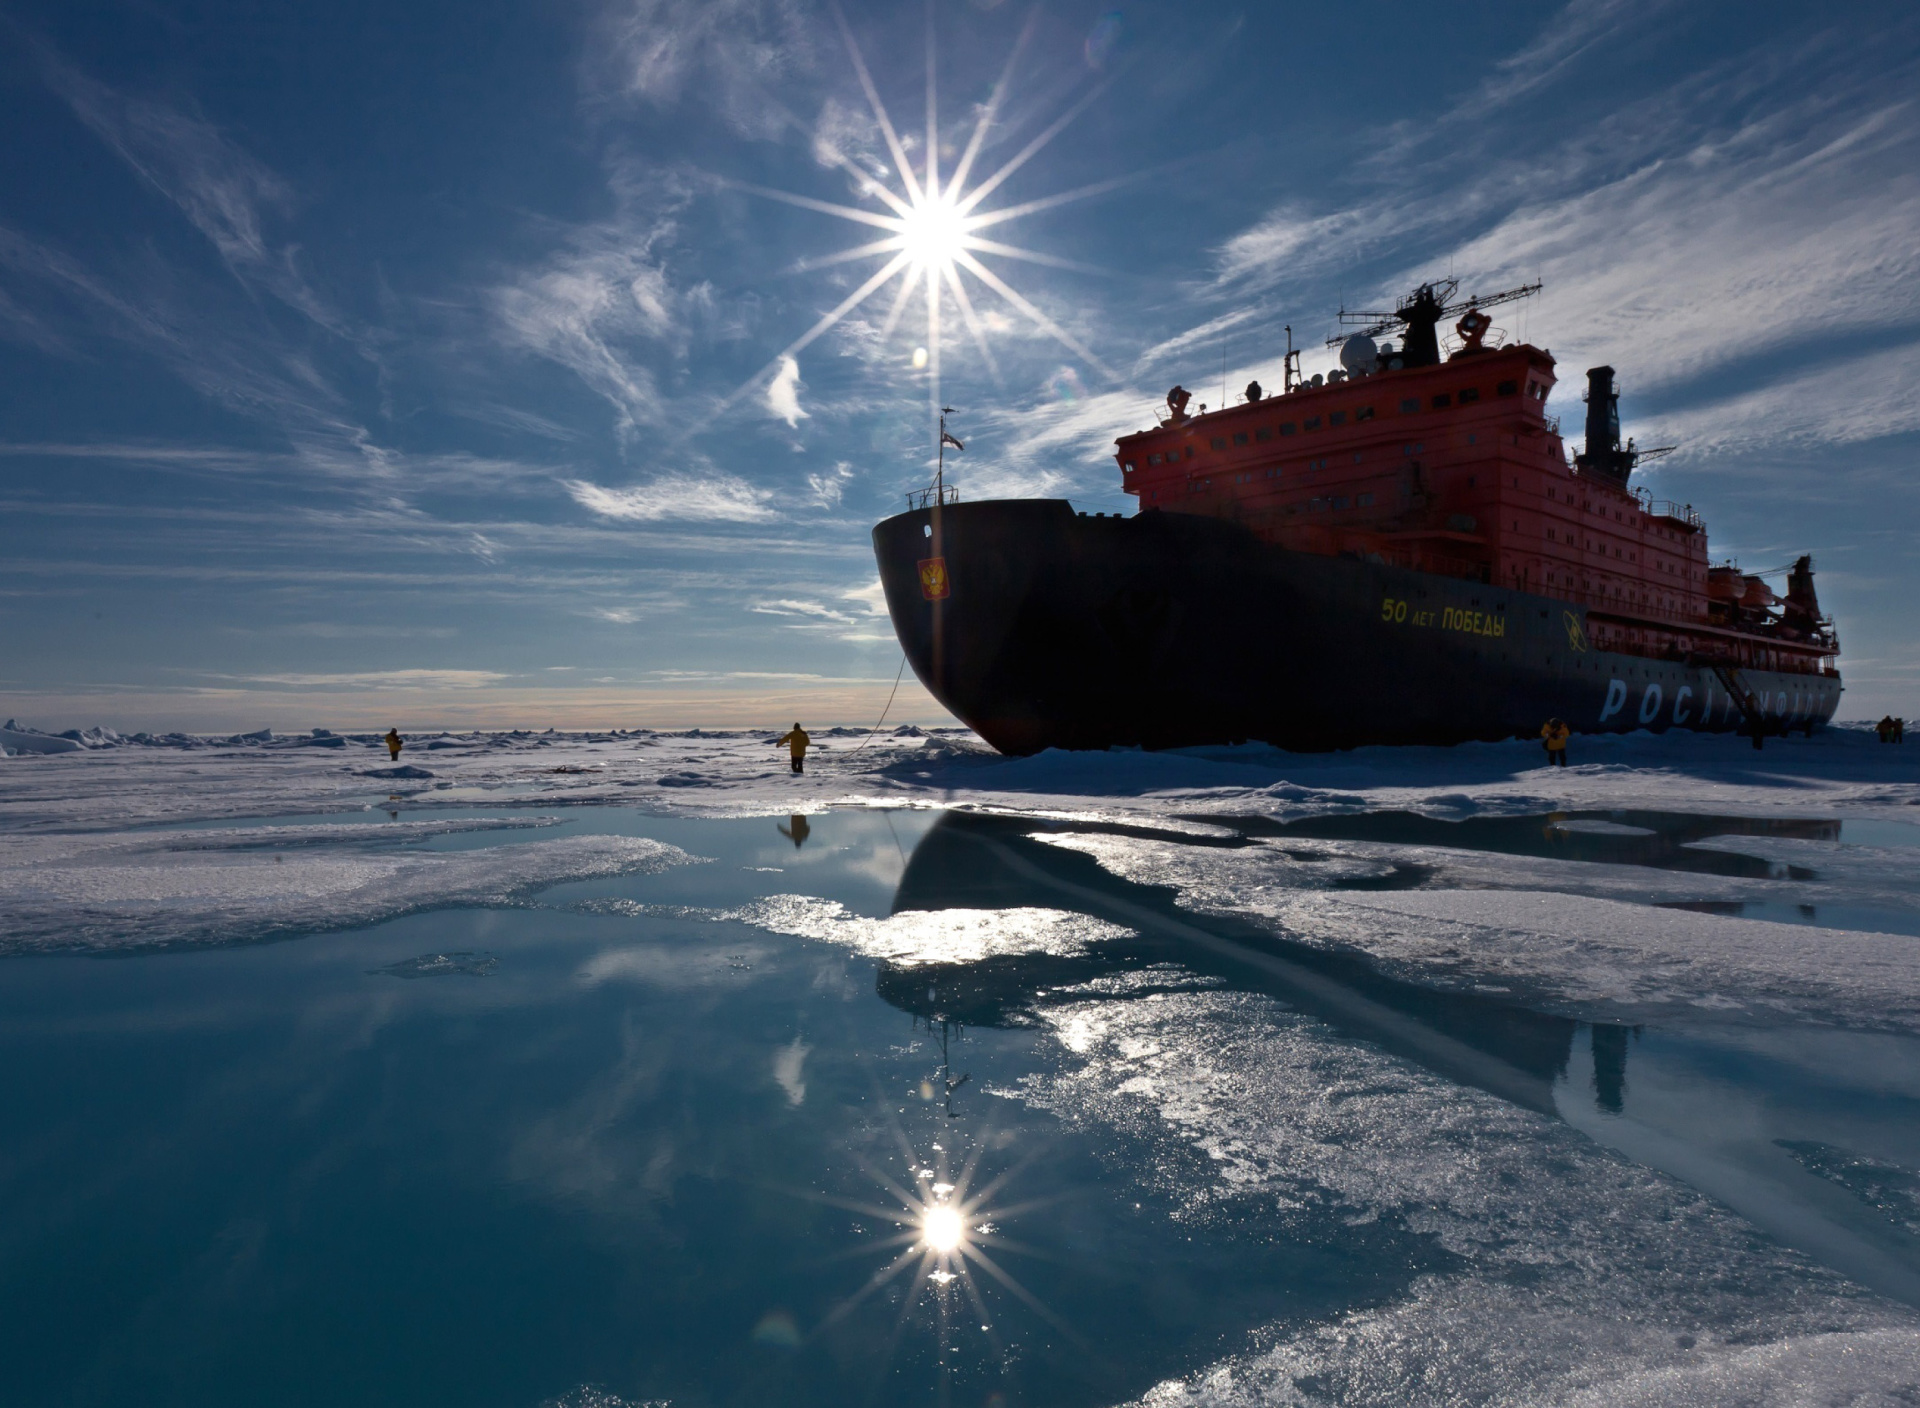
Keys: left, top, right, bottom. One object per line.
{"left": 941, "top": 431, "right": 964, "bottom": 452}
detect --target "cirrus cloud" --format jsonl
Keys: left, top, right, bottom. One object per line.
{"left": 564, "top": 473, "right": 778, "bottom": 523}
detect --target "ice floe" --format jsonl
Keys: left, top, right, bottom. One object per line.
{"left": 0, "top": 818, "right": 700, "bottom": 953}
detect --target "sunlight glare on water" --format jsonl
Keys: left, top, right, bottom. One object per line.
{"left": 922, "top": 1203, "right": 965, "bottom": 1253}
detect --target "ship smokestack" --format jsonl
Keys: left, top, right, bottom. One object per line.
{"left": 1579, "top": 365, "right": 1630, "bottom": 485}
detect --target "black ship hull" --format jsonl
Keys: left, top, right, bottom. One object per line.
{"left": 872, "top": 499, "right": 1842, "bottom": 755}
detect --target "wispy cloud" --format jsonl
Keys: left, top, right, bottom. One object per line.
{"left": 565, "top": 473, "right": 779, "bottom": 523}
{"left": 211, "top": 669, "right": 512, "bottom": 690}
{"left": 490, "top": 204, "right": 688, "bottom": 439}
{"left": 805, "top": 460, "right": 851, "bottom": 506}
{"left": 41, "top": 52, "right": 350, "bottom": 339}
{"left": 589, "top": 0, "right": 816, "bottom": 138}
{"left": 752, "top": 597, "right": 852, "bottom": 624}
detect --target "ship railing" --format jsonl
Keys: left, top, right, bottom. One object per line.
{"left": 905, "top": 484, "right": 961, "bottom": 511}
{"left": 1646, "top": 499, "right": 1703, "bottom": 528}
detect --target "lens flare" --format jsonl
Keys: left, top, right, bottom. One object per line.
{"left": 721, "top": 9, "right": 1126, "bottom": 452}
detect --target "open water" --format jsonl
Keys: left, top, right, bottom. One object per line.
{"left": 3, "top": 806, "right": 1919, "bottom": 1406}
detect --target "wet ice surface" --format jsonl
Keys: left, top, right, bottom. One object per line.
{"left": 4, "top": 729, "right": 1920, "bottom": 1404}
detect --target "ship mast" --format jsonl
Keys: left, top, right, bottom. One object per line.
{"left": 935, "top": 407, "right": 962, "bottom": 506}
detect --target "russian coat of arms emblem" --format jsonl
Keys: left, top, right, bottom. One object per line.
{"left": 917, "top": 557, "right": 950, "bottom": 600}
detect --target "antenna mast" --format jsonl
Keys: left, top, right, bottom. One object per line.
{"left": 937, "top": 406, "right": 952, "bottom": 499}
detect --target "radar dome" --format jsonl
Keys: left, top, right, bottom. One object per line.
{"left": 1339, "top": 333, "right": 1377, "bottom": 374}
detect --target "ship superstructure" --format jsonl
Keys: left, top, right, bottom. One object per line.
{"left": 1115, "top": 283, "right": 1836, "bottom": 679}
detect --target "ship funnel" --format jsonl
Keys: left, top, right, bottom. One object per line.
{"left": 1578, "top": 365, "right": 1631, "bottom": 485}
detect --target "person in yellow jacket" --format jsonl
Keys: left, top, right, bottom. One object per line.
{"left": 384, "top": 728, "right": 404, "bottom": 761}
{"left": 776, "top": 722, "right": 809, "bottom": 774}
{"left": 1539, "top": 717, "right": 1570, "bottom": 767}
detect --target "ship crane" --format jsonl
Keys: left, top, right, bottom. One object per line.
{"left": 1327, "top": 279, "right": 1542, "bottom": 368}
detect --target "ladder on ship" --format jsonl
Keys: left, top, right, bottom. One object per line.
{"left": 1709, "top": 662, "right": 1771, "bottom": 750}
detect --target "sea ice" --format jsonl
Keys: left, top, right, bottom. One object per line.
{"left": 1011, "top": 987, "right": 1920, "bottom": 1406}
{"left": 0, "top": 817, "right": 700, "bottom": 953}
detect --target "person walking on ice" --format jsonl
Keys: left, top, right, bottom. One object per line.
{"left": 1539, "top": 717, "right": 1570, "bottom": 767}
{"left": 384, "top": 728, "right": 404, "bottom": 761}
{"left": 777, "top": 722, "right": 809, "bottom": 774}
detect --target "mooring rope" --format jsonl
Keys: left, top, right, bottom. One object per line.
{"left": 846, "top": 653, "right": 910, "bottom": 756}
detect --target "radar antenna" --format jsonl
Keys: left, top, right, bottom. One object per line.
{"left": 1326, "top": 279, "right": 1542, "bottom": 367}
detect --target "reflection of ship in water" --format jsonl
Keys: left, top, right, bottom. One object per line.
{"left": 1236, "top": 807, "right": 1840, "bottom": 882}
{"left": 878, "top": 812, "right": 1673, "bottom": 1115}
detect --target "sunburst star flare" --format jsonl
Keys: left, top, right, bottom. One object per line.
{"left": 723, "top": 8, "right": 1123, "bottom": 458}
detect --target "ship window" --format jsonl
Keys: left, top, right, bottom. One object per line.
{"left": 1279, "top": 422, "right": 1296, "bottom": 436}
{"left": 1468, "top": 434, "right": 1477, "bottom": 445}
{"left": 1303, "top": 416, "right": 1322, "bottom": 431}
{"left": 1358, "top": 492, "right": 1374, "bottom": 507}
{"left": 1311, "top": 497, "right": 1326, "bottom": 511}
{"left": 1124, "top": 461, "right": 1135, "bottom": 473}
{"left": 1255, "top": 426, "right": 1272, "bottom": 442}
{"left": 1149, "top": 453, "right": 1163, "bottom": 465}
{"left": 1497, "top": 380, "right": 1519, "bottom": 396}
{"left": 1329, "top": 411, "right": 1347, "bottom": 426}
{"left": 1356, "top": 405, "right": 1374, "bottom": 421}
{"left": 1210, "top": 437, "right": 1227, "bottom": 451}
{"left": 1459, "top": 387, "right": 1480, "bottom": 403}
{"left": 1333, "top": 496, "right": 1350, "bottom": 509}
{"left": 1232, "top": 431, "right": 1248, "bottom": 446}
{"left": 1431, "top": 393, "right": 1451, "bottom": 408}
{"left": 1400, "top": 398, "right": 1419, "bottom": 414}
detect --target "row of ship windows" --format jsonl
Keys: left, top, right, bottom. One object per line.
{"left": 1147, "top": 485, "right": 1374, "bottom": 508}
{"left": 1145, "top": 380, "right": 1527, "bottom": 464}
{"left": 1543, "top": 488, "right": 1702, "bottom": 544}
{"left": 1540, "top": 531, "right": 1704, "bottom": 577}
{"left": 1539, "top": 570, "right": 1690, "bottom": 612}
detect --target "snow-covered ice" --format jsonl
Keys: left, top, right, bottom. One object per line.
{"left": 0, "top": 816, "right": 698, "bottom": 953}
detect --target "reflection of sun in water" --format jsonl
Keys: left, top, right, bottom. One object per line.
{"left": 728, "top": 10, "right": 1123, "bottom": 451}
{"left": 804, "top": 1124, "right": 1074, "bottom": 1373}
{"left": 921, "top": 1202, "right": 965, "bottom": 1254}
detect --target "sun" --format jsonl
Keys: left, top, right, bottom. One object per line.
{"left": 723, "top": 9, "right": 1125, "bottom": 455}
{"left": 897, "top": 194, "right": 973, "bottom": 273}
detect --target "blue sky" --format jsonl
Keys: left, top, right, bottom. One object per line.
{"left": 1, "top": 0, "right": 1915, "bottom": 731}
